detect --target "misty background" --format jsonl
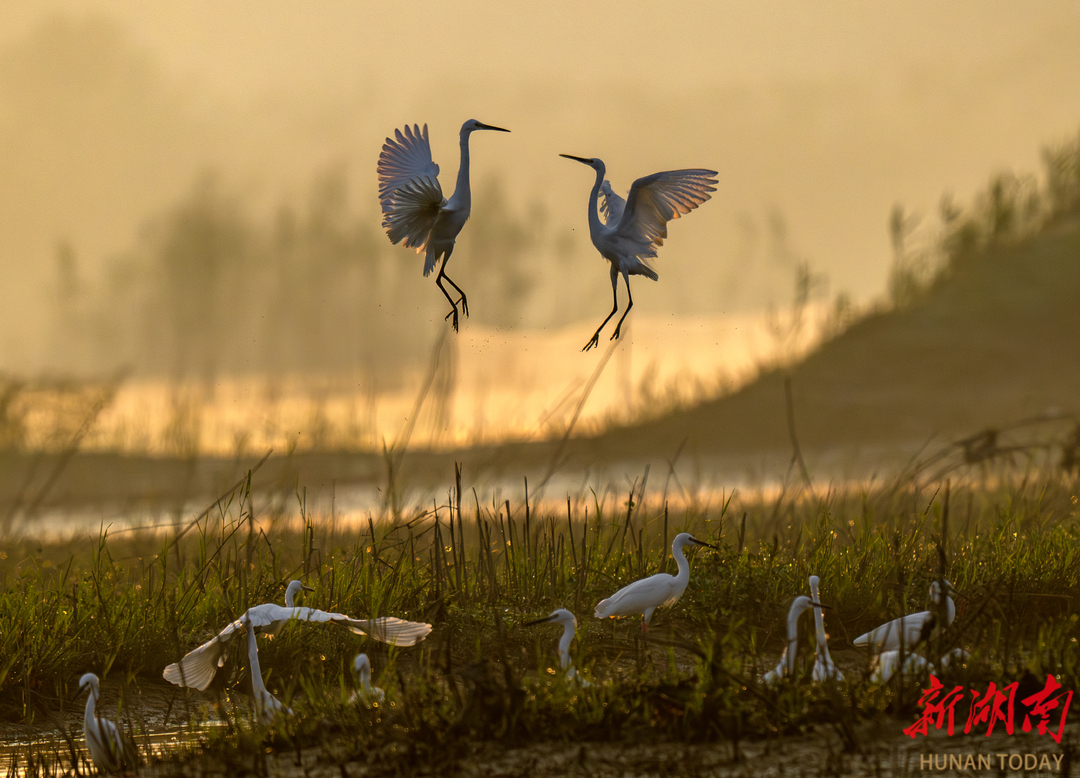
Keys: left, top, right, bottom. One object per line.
{"left": 2, "top": 1, "right": 1080, "bottom": 452}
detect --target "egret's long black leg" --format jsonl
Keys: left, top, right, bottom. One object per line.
{"left": 442, "top": 273, "right": 469, "bottom": 318}
{"left": 583, "top": 265, "right": 620, "bottom": 352}
{"left": 436, "top": 248, "right": 469, "bottom": 322}
{"left": 610, "top": 274, "right": 634, "bottom": 341}
{"left": 434, "top": 255, "right": 462, "bottom": 332}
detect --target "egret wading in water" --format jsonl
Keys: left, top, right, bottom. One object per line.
{"left": 378, "top": 120, "right": 510, "bottom": 331}
{"left": 808, "top": 575, "right": 844, "bottom": 682}
{"left": 351, "top": 653, "right": 384, "bottom": 706}
{"left": 763, "top": 596, "right": 829, "bottom": 686}
{"left": 79, "top": 673, "right": 139, "bottom": 773}
{"left": 594, "top": 532, "right": 718, "bottom": 632}
{"left": 559, "top": 155, "right": 717, "bottom": 351}
{"left": 163, "top": 580, "right": 432, "bottom": 690}
{"left": 244, "top": 616, "right": 292, "bottom": 722}
{"left": 525, "top": 608, "right": 585, "bottom": 681}
{"left": 853, "top": 580, "right": 956, "bottom": 653}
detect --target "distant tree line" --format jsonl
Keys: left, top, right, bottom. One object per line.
{"left": 49, "top": 167, "right": 560, "bottom": 383}
{"left": 888, "top": 127, "right": 1080, "bottom": 308}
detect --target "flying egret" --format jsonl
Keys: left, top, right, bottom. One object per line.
{"left": 762, "top": 596, "right": 829, "bottom": 686}
{"left": 853, "top": 580, "right": 956, "bottom": 653}
{"left": 163, "top": 580, "right": 432, "bottom": 690}
{"left": 560, "top": 155, "right": 718, "bottom": 351}
{"left": 808, "top": 575, "right": 844, "bottom": 682}
{"left": 594, "top": 532, "right": 718, "bottom": 632}
{"left": 377, "top": 120, "right": 510, "bottom": 331}
{"left": 525, "top": 608, "right": 585, "bottom": 681}
{"left": 350, "top": 653, "right": 385, "bottom": 706}
{"left": 78, "top": 673, "right": 139, "bottom": 773}
{"left": 244, "top": 616, "right": 292, "bottom": 722}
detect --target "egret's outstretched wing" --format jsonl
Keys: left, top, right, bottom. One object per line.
{"left": 382, "top": 178, "right": 444, "bottom": 252}
{"left": 599, "top": 180, "right": 626, "bottom": 226}
{"left": 378, "top": 124, "right": 445, "bottom": 251}
{"left": 346, "top": 616, "right": 434, "bottom": 646}
{"left": 616, "top": 169, "right": 718, "bottom": 259}
{"left": 164, "top": 606, "right": 432, "bottom": 690}
{"left": 377, "top": 124, "right": 441, "bottom": 205}
{"left": 162, "top": 617, "right": 244, "bottom": 690}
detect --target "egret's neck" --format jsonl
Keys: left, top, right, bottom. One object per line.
{"left": 809, "top": 585, "right": 827, "bottom": 643}
{"left": 586, "top": 163, "right": 606, "bottom": 238}
{"left": 945, "top": 596, "right": 955, "bottom": 626}
{"left": 83, "top": 686, "right": 98, "bottom": 723}
{"left": 558, "top": 623, "right": 575, "bottom": 670}
{"left": 450, "top": 130, "right": 474, "bottom": 210}
{"left": 358, "top": 665, "right": 371, "bottom": 688}
{"left": 285, "top": 590, "right": 295, "bottom": 608}
{"left": 785, "top": 611, "right": 801, "bottom": 676}
{"left": 672, "top": 540, "right": 692, "bottom": 588}
{"left": 246, "top": 621, "right": 266, "bottom": 695}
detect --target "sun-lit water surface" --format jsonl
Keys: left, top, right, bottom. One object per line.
{"left": 76, "top": 309, "right": 826, "bottom": 457}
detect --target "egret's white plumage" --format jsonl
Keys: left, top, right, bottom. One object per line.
{"left": 525, "top": 608, "right": 586, "bottom": 681}
{"left": 244, "top": 617, "right": 292, "bottom": 722}
{"left": 350, "top": 653, "right": 384, "bottom": 706}
{"left": 762, "top": 596, "right": 826, "bottom": 686}
{"left": 163, "top": 580, "right": 432, "bottom": 690}
{"left": 378, "top": 119, "right": 510, "bottom": 331}
{"left": 560, "top": 155, "right": 718, "bottom": 351}
{"left": 853, "top": 580, "right": 955, "bottom": 653}
{"left": 869, "top": 648, "right": 969, "bottom": 685}
{"left": 808, "top": 575, "right": 844, "bottom": 682}
{"left": 78, "top": 673, "right": 138, "bottom": 773}
{"left": 594, "top": 533, "right": 717, "bottom": 631}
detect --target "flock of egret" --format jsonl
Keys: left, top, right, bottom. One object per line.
{"left": 75, "top": 528, "right": 962, "bottom": 773}
{"left": 377, "top": 120, "right": 718, "bottom": 348}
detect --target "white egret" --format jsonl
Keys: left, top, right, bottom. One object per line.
{"left": 762, "top": 596, "right": 828, "bottom": 686}
{"left": 350, "top": 653, "right": 385, "bottom": 706}
{"left": 377, "top": 120, "right": 510, "bottom": 331}
{"left": 594, "top": 533, "right": 718, "bottom": 632}
{"left": 78, "top": 673, "right": 138, "bottom": 773}
{"left": 853, "top": 580, "right": 956, "bottom": 653}
{"left": 560, "top": 155, "right": 718, "bottom": 351}
{"left": 808, "top": 575, "right": 844, "bottom": 682}
{"left": 244, "top": 617, "right": 292, "bottom": 722}
{"left": 163, "top": 580, "right": 432, "bottom": 690}
{"left": 525, "top": 608, "right": 584, "bottom": 681}
{"left": 869, "top": 648, "right": 969, "bottom": 685}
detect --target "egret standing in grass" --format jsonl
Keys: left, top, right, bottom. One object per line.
{"left": 244, "top": 617, "right": 292, "bottom": 723}
{"left": 853, "top": 580, "right": 956, "bottom": 653}
{"left": 559, "top": 155, "right": 717, "bottom": 351}
{"left": 163, "top": 580, "right": 432, "bottom": 690}
{"left": 377, "top": 120, "right": 510, "bottom": 331}
{"left": 763, "top": 596, "right": 828, "bottom": 686}
{"left": 350, "top": 653, "right": 385, "bottom": 706}
{"left": 594, "top": 533, "right": 718, "bottom": 632}
{"left": 525, "top": 608, "right": 584, "bottom": 681}
{"left": 808, "top": 575, "right": 844, "bottom": 682}
{"left": 78, "top": 673, "right": 138, "bottom": 773}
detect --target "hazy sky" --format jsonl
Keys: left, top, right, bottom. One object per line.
{"left": 1, "top": 1, "right": 1070, "bottom": 96}
{"left": 1, "top": 1, "right": 1079, "bottom": 371}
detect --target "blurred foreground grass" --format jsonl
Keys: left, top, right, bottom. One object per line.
{"left": 2, "top": 468, "right": 1080, "bottom": 775}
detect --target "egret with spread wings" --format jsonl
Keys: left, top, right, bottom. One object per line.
{"left": 378, "top": 120, "right": 510, "bottom": 331}
{"left": 163, "top": 580, "right": 432, "bottom": 691}
{"left": 560, "top": 156, "right": 717, "bottom": 351}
